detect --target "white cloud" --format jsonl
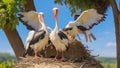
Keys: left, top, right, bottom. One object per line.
{"left": 106, "top": 42, "right": 116, "bottom": 47}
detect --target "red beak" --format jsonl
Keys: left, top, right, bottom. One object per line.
{"left": 39, "top": 13, "right": 44, "bottom": 23}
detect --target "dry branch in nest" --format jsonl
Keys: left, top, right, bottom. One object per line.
{"left": 14, "top": 40, "right": 103, "bottom": 68}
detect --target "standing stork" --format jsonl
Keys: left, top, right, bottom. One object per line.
{"left": 23, "top": 12, "right": 49, "bottom": 58}
{"left": 50, "top": 8, "right": 69, "bottom": 61}
{"left": 63, "top": 9, "right": 105, "bottom": 42}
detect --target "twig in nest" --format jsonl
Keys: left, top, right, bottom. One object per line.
{"left": 80, "top": 62, "right": 86, "bottom": 68}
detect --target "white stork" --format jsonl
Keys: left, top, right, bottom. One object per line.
{"left": 23, "top": 12, "right": 49, "bottom": 58}
{"left": 50, "top": 8, "right": 69, "bottom": 61}
{"left": 63, "top": 9, "right": 104, "bottom": 42}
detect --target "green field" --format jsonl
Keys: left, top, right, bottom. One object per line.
{"left": 0, "top": 53, "right": 16, "bottom": 68}
{"left": 96, "top": 57, "right": 117, "bottom": 68}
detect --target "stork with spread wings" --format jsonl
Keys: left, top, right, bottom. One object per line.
{"left": 18, "top": 11, "right": 42, "bottom": 31}
{"left": 64, "top": 9, "right": 105, "bottom": 42}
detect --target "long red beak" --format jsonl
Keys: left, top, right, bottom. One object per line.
{"left": 53, "top": 8, "right": 58, "bottom": 18}
{"left": 39, "top": 13, "right": 44, "bottom": 23}
{"left": 52, "top": 8, "right": 58, "bottom": 24}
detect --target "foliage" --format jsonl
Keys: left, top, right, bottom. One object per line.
{"left": 0, "top": 0, "right": 26, "bottom": 30}
{"left": 102, "top": 62, "right": 117, "bottom": 68}
{"left": 0, "top": 60, "right": 15, "bottom": 68}
{"left": 0, "top": 53, "right": 16, "bottom": 63}
{"left": 0, "top": 52, "right": 16, "bottom": 68}
{"left": 54, "top": 0, "right": 110, "bottom": 15}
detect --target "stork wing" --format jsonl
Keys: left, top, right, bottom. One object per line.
{"left": 23, "top": 31, "right": 35, "bottom": 57}
{"left": 18, "top": 11, "right": 42, "bottom": 31}
{"left": 75, "top": 9, "right": 104, "bottom": 29}
{"left": 25, "top": 31, "right": 35, "bottom": 50}
{"left": 58, "top": 31, "right": 68, "bottom": 40}
{"left": 29, "top": 30, "right": 46, "bottom": 45}
{"left": 58, "top": 31, "right": 69, "bottom": 50}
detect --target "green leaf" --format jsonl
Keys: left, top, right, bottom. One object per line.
{"left": 54, "top": 0, "right": 108, "bottom": 15}
{"left": 0, "top": 0, "right": 26, "bottom": 30}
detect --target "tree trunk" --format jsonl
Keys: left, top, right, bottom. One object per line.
{"left": 25, "top": 0, "right": 36, "bottom": 11}
{"left": 3, "top": 26, "right": 25, "bottom": 60}
{"left": 109, "top": 0, "right": 120, "bottom": 68}
{"left": 2, "top": 0, "right": 36, "bottom": 60}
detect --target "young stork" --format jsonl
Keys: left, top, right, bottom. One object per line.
{"left": 50, "top": 8, "right": 69, "bottom": 61}
{"left": 23, "top": 12, "right": 49, "bottom": 58}
{"left": 63, "top": 9, "right": 105, "bottom": 42}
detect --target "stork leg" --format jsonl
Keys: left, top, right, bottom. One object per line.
{"left": 60, "top": 51, "right": 65, "bottom": 61}
{"left": 84, "top": 31, "right": 89, "bottom": 42}
{"left": 88, "top": 33, "right": 96, "bottom": 42}
{"left": 77, "top": 34, "right": 81, "bottom": 41}
{"left": 88, "top": 34, "right": 92, "bottom": 42}
{"left": 53, "top": 51, "right": 59, "bottom": 61}
{"left": 34, "top": 50, "right": 40, "bottom": 59}
{"left": 90, "top": 33, "right": 96, "bottom": 40}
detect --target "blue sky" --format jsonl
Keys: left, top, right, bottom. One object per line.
{"left": 0, "top": 0, "right": 119, "bottom": 57}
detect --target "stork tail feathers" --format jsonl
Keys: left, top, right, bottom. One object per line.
{"left": 23, "top": 46, "right": 33, "bottom": 57}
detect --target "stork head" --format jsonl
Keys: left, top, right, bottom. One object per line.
{"left": 38, "top": 12, "right": 44, "bottom": 23}
{"left": 53, "top": 8, "right": 58, "bottom": 18}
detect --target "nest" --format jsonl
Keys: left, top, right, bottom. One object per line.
{"left": 14, "top": 40, "right": 103, "bottom": 68}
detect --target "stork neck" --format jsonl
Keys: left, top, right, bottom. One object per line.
{"left": 41, "top": 22, "right": 48, "bottom": 32}
{"left": 38, "top": 14, "right": 48, "bottom": 32}
{"left": 54, "top": 16, "right": 59, "bottom": 31}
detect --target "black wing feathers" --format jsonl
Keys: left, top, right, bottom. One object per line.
{"left": 29, "top": 30, "right": 46, "bottom": 45}
{"left": 63, "top": 27, "right": 73, "bottom": 31}
{"left": 23, "top": 30, "right": 46, "bottom": 57}
{"left": 58, "top": 31, "right": 68, "bottom": 40}
{"left": 18, "top": 13, "right": 35, "bottom": 30}
{"left": 77, "top": 25, "right": 89, "bottom": 31}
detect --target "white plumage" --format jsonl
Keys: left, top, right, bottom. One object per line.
{"left": 50, "top": 8, "right": 69, "bottom": 61}
{"left": 18, "top": 11, "right": 42, "bottom": 31}
{"left": 50, "top": 32, "right": 68, "bottom": 52}
{"left": 75, "top": 9, "right": 103, "bottom": 29}
{"left": 64, "top": 21, "right": 79, "bottom": 38}
{"left": 24, "top": 12, "right": 49, "bottom": 58}
{"left": 64, "top": 9, "right": 104, "bottom": 42}
{"left": 25, "top": 30, "right": 35, "bottom": 50}
{"left": 18, "top": 11, "right": 53, "bottom": 32}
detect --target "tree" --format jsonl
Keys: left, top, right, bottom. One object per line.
{"left": 24, "top": 0, "right": 36, "bottom": 11}
{"left": 54, "top": 0, "right": 120, "bottom": 68}
{"left": 0, "top": 0, "right": 36, "bottom": 60}
{"left": 0, "top": 0, "right": 26, "bottom": 60}
{"left": 109, "top": 1, "right": 120, "bottom": 68}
